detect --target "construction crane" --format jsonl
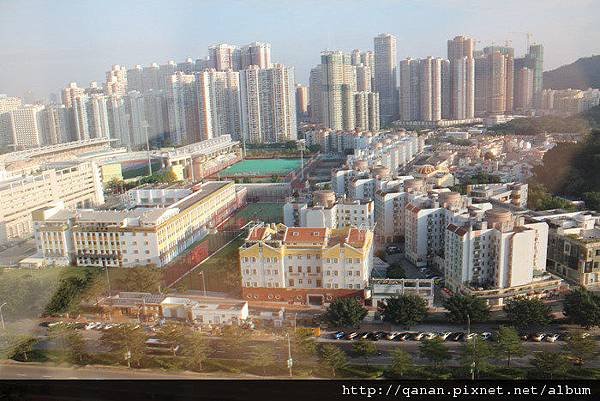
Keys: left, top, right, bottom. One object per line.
{"left": 510, "top": 32, "right": 533, "bottom": 50}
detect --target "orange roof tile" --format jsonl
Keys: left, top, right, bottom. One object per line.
{"left": 283, "top": 227, "right": 327, "bottom": 244}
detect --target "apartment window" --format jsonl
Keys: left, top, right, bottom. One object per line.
{"left": 298, "top": 266, "right": 302, "bottom": 273}
{"left": 334, "top": 271, "right": 338, "bottom": 276}
{"left": 298, "top": 279, "right": 303, "bottom": 284}
{"left": 333, "top": 258, "right": 338, "bottom": 263}
{"left": 245, "top": 282, "right": 251, "bottom": 287}
{"left": 288, "top": 255, "right": 292, "bottom": 260}
{"left": 307, "top": 279, "right": 312, "bottom": 285}
{"left": 316, "top": 266, "right": 321, "bottom": 273}
{"left": 274, "top": 257, "right": 278, "bottom": 262}
{"left": 252, "top": 269, "right": 257, "bottom": 274}
{"left": 355, "top": 271, "right": 360, "bottom": 276}
{"left": 245, "top": 269, "right": 250, "bottom": 274}
{"left": 274, "top": 270, "right": 278, "bottom": 275}
{"left": 251, "top": 257, "right": 256, "bottom": 262}
{"left": 244, "top": 257, "right": 249, "bottom": 262}
{"left": 348, "top": 284, "right": 353, "bottom": 289}
{"left": 288, "top": 266, "right": 293, "bottom": 272}
{"left": 297, "top": 255, "right": 302, "bottom": 260}
{"left": 266, "top": 269, "right": 270, "bottom": 275}
{"left": 288, "top": 279, "right": 294, "bottom": 287}
{"left": 326, "top": 258, "right": 331, "bottom": 263}
{"left": 326, "top": 271, "right": 330, "bottom": 276}
{"left": 307, "top": 266, "right": 311, "bottom": 273}
{"left": 354, "top": 258, "right": 360, "bottom": 263}
{"left": 347, "top": 258, "right": 352, "bottom": 263}
{"left": 326, "top": 283, "right": 331, "bottom": 288}
{"left": 307, "top": 255, "right": 311, "bottom": 260}
{"left": 274, "top": 283, "right": 279, "bottom": 288}
{"left": 333, "top": 284, "right": 339, "bottom": 289}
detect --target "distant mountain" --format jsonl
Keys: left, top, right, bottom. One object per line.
{"left": 543, "top": 55, "right": 600, "bottom": 90}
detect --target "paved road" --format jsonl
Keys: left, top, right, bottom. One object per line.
{"left": 0, "top": 362, "right": 250, "bottom": 379}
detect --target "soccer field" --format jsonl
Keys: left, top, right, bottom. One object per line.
{"left": 218, "top": 158, "right": 301, "bottom": 177}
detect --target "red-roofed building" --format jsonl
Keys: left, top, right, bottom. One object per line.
{"left": 239, "top": 223, "right": 374, "bottom": 306}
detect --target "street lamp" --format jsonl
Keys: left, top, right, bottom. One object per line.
{"left": 198, "top": 271, "right": 207, "bottom": 297}
{"left": 0, "top": 302, "right": 7, "bottom": 330}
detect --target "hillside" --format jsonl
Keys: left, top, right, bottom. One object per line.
{"left": 491, "top": 104, "right": 600, "bottom": 135}
{"left": 544, "top": 55, "right": 600, "bottom": 90}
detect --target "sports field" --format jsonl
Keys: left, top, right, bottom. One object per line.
{"left": 218, "top": 158, "right": 301, "bottom": 177}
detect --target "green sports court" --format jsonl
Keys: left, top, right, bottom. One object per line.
{"left": 218, "top": 158, "right": 302, "bottom": 177}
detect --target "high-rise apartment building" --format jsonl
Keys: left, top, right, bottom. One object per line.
{"left": 167, "top": 72, "right": 200, "bottom": 145}
{"left": 354, "top": 91, "right": 380, "bottom": 132}
{"left": 527, "top": 44, "right": 544, "bottom": 108}
{"left": 6, "top": 105, "right": 45, "bottom": 148}
{"left": 39, "top": 105, "right": 69, "bottom": 145}
{"left": 208, "top": 44, "right": 241, "bottom": 71}
{"left": 240, "top": 42, "right": 272, "bottom": 69}
{"left": 373, "top": 33, "right": 398, "bottom": 126}
{"left": 399, "top": 57, "right": 444, "bottom": 122}
{"left": 513, "top": 66, "right": 534, "bottom": 112}
{"left": 318, "top": 51, "right": 357, "bottom": 131}
{"left": 0, "top": 95, "right": 23, "bottom": 146}
{"left": 295, "top": 84, "right": 309, "bottom": 119}
{"left": 196, "top": 69, "right": 242, "bottom": 141}
{"left": 309, "top": 66, "right": 323, "bottom": 124}
{"left": 86, "top": 94, "right": 111, "bottom": 139}
{"left": 240, "top": 64, "right": 297, "bottom": 143}
{"left": 474, "top": 46, "right": 514, "bottom": 115}
{"left": 105, "top": 65, "right": 128, "bottom": 97}
{"left": 447, "top": 36, "right": 475, "bottom": 119}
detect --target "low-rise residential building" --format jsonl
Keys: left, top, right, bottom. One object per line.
{"left": 467, "top": 182, "right": 528, "bottom": 208}
{"left": 540, "top": 211, "right": 600, "bottom": 289}
{"left": 283, "top": 190, "right": 374, "bottom": 229}
{"left": 31, "top": 181, "right": 245, "bottom": 267}
{"left": 239, "top": 224, "right": 374, "bottom": 306}
{"left": 404, "top": 191, "right": 477, "bottom": 267}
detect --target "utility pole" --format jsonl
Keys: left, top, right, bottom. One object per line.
{"left": 286, "top": 332, "right": 293, "bottom": 378}
{"left": 0, "top": 302, "right": 7, "bottom": 330}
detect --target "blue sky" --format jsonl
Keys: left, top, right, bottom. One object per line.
{"left": 1, "top": 0, "right": 599, "bottom": 98}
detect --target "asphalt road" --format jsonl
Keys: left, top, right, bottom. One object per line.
{"left": 0, "top": 362, "right": 253, "bottom": 379}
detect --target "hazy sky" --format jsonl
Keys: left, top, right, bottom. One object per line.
{"left": 1, "top": 0, "right": 599, "bottom": 98}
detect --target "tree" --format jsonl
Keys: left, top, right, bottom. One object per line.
{"left": 379, "top": 295, "right": 428, "bottom": 327}
{"left": 565, "top": 332, "right": 598, "bottom": 367}
{"left": 461, "top": 338, "right": 493, "bottom": 378}
{"left": 47, "top": 324, "right": 86, "bottom": 364}
{"left": 419, "top": 338, "right": 451, "bottom": 368}
{"left": 156, "top": 322, "right": 188, "bottom": 356}
{"left": 531, "top": 352, "right": 570, "bottom": 379}
{"left": 386, "top": 264, "right": 406, "bottom": 279}
{"left": 563, "top": 288, "right": 600, "bottom": 329}
{"left": 583, "top": 192, "right": 600, "bottom": 211}
{"left": 443, "top": 294, "right": 490, "bottom": 324}
{"left": 164, "top": 169, "right": 179, "bottom": 183}
{"left": 100, "top": 324, "right": 147, "bottom": 368}
{"left": 252, "top": 344, "right": 277, "bottom": 375}
{"left": 390, "top": 348, "right": 413, "bottom": 378}
{"left": 319, "top": 344, "right": 347, "bottom": 377}
{"left": 290, "top": 328, "right": 317, "bottom": 360}
{"left": 181, "top": 331, "right": 210, "bottom": 371}
{"left": 0, "top": 333, "right": 37, "bottom": 362}
{"left": 220, "top": 325, "right": 251, "bottom": 355}
{"left": 324, "top": 298, "right": 368, "bottom": 328}
{"left": 115, "top": 267, "right": 163, "bottom": 293}
{"left": 494, "top": 326, "right": 526, "bottom": 367}
{"left": 503, "top": 297, "right": 552, "bottom": 330}
{"left": 352, "top": 339, "right": 377, "bottom": 368}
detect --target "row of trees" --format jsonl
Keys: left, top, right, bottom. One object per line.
{"left": 318, "top": 326, "right": 598, "bottom": 379}
{"left": 324, "top": 289, "right": 600, "bottom": 330}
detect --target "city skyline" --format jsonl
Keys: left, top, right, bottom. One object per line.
{"left": 1, "top": 0, "right": 599, "bottom": 98}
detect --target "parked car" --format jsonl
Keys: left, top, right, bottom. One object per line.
{"left": 438, "top": 332, "right": 453, "bottom": 341}
{"left": 386, "top": 245, "right": 400, "bottom": 254}
{"left": 397, "top": 332, "right": 413, "bottom": 341}
{"left": 519, "top": 333, "right": 530, "bottom": 341}
{"left": 346, "top": 332, "right": 359, "bottom": 340}
{"left": 545, "top": 333, "right": 560, "bottom": 343}
{"left": 450, "top": 332, "right": 465, "bottom": 342}
{"left": 333, "top": 331, "right": 345, "bottom": 340}
{"left": 358, "top": 332, "right": 370, "bottom": 340}
{"left": 423, "top": 332, "right": 437, "bottom": 340}
{"left": 413, "top": 332, "right": 426, "bottom": 341}
{"left": 479, "top": 332, "right": 492, "bottom": 341}
{"left": 465, "top": 333, "right": 477, "bottom": 341}
{"left": 386, "top": 332, "right": 400, "bottom": 340}
{"left": 531, "top": 333, "right": 546, "bottom": 342}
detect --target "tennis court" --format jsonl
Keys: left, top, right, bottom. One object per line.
{"left": 218, "top": 158, "right": 301, "bottom": 177}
